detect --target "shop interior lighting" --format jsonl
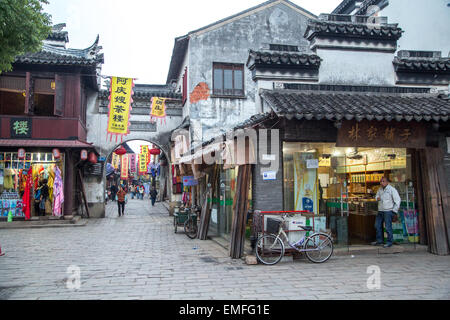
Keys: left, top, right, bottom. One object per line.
{"left": 332, "top": 150, "right": 341, "bottom": 157}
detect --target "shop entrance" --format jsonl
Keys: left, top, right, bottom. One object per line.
{"left": 283, "top": 143, "right": 420, "bottom": 248}
{"left": 0, "top": 151, "right": 65, "bottom": 220}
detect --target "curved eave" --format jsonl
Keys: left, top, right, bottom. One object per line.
{"left": 275, "top": 112, "right": 450, "bottom": 123}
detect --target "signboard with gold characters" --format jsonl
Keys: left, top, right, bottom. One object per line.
{"left": 107, "top": 77, "right": 134, "bottom": 142}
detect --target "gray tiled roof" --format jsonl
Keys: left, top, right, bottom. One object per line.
{"left": 247, "top": 50, "right": 322, "bottom": 69}
{"left": 260, "top": 89, "right": 450, "bottom": 122}
{"left": 394, "top": 56, "right": 450, "bottom": 73}
{"left": 304, "top": 19, "right": 403, "bottom": 41}
{"left": 100, "top": 84, "right": 181, "bottom": 100}
{"left": 14, "top": 36, "right": 104, "bottom": 67}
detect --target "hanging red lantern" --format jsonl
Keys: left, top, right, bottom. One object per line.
{"left": 88, "top": 152, "right": 97, "bottom": 164}
{"left": 149, "top": 148, "right": 161, "bottom": 155}
{"left": 114, "top": 145, "right": 127, "bottom": 156}
{"left": 52, "top": 148, "right": 61, "bottom": 159}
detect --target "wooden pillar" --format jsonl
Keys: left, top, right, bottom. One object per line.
{"left": 64, "top": 149, "right": 74, "bottom": 216}
{"left": 420, "top": 147, "right": 450, "bottom": 255}
{"left": 230, "top": 164, "right": 252, "bottom": 259}
{"left": 411, "top": 149, "right": 428, "bottom": 246}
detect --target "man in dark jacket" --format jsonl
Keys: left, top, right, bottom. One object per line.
{"left": 110, "top": 184, "right": 118, "bottom": 202}
{"left": 150, "top": 187, "right": 158, "bottom": 207}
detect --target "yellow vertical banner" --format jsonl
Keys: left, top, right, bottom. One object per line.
{"left": 150, "top": 97, "right": 167, "bottom": 123}
{"left": 140, "top": 145, "right": 149, "bottom": 155}
{"left": 121, "top": 155, "right": 129, "bottom": 180}
{"left": 107, "top": 77, "right": 134, "bottom": 142}
{"left": 112, "top": 153, "right": 121, "bottom": 169}
{"left": 141, "top": 145, "right": 149, "bottom": 172}
{"left": 138, "top": 153, "right": 147, "bottom": 175}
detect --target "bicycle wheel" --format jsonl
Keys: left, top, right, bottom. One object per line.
{"left": 184, "top": 218, "right": 197, "bottom": 239}
{"left": 255, "top": 235, "right": 284, "bottom": 265}
{"left": 304, "top": 233, "right": 333, "bottom": 263}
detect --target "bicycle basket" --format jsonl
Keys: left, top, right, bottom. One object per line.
{"left": 266, "top": 218, "right": 282, "bottom": 234}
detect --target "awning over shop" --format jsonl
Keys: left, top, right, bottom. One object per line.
{"left": 0, "top": 139, "right": 94, "bottom": 148}
{"left": 260, "top": 89, "right": 450, "bottom": 122}
{"left": 174, "top": 113, "right": 272, "bottom": 165}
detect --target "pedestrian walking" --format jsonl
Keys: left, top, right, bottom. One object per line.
{"left": 372, "top": 176, "right": 401, "bottom": 248}
{"left": 110, "top": 184, "right": 118, "bottom": 202}
{"left": 150, "top": 187, "right": 158, "bottom": 207}
{"left": 116, "top": 185, "right": 127, "bottom": 217}
{"left": 130, "top": 185, "right": 136, "bottom": 199}
{"left": 139, "top": 185, "right": 144, "bottom": 200}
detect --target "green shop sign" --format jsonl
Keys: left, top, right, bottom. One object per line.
{"left": 11, "top": 118, "right": 32, "bottom": 138}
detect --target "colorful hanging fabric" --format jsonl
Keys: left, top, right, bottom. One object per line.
{"left": 3, "top": 169, "right": 14, "bottom": 190}
{"left": 21, "top": 170, "right": 32, "bottom": 220}
{"left": 47, "top": 165, "right": 55, "bottom": 203}
{"left": 52, "top": 166, "right": 64, "bottom": 217}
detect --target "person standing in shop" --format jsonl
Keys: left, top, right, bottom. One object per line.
{"left": 38, "top": 179, "right": 49, "bottom": 216}
{"left": 34, "top": 181, "right": 43, "bottom": 216}
{"left": 150, "top": 187, "right": 158, "bottom": 207}
{"left": 116, "top": 185, "right": 127, "bottom": 217}
{"left": 372, "top": 176, "right": 401, "bottom": 248}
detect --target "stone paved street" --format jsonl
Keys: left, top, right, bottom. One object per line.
{"left": 0, "top": 198, "right": 449, "bottom": 300}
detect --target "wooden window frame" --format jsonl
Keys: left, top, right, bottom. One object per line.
{"left": 0, "top": 72, "right": 62, "bottom": 117}
{"left": 212, "top": 63, "right": 245, "bottom": 98}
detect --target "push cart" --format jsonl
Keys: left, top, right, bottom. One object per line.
{"left": 173, "top": 207, "right": 189, "bottom": 233}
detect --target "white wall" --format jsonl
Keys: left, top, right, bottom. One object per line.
{"left": 317, "top": 49, "right": 396, "bottom": 86}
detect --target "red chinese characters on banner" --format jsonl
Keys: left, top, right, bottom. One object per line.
{"left": 121, "top": 155, "right": 129, "bottom": 180}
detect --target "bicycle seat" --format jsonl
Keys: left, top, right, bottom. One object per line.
{"left": 302, "top": 226, "right": 313, "bottom": 232}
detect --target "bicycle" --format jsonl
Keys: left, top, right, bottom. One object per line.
{"left": 184, "top": 206, "right": 200, "bottom": 239}
{"left": 255, "top": 213, "right": 333, "bottom": 265}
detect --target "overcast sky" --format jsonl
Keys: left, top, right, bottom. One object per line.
{"left": 44, "top": 0, "right": 342, "bottom": 86}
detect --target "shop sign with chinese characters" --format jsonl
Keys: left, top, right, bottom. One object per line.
{"left": 11, "top": 118, "right": 32, "bottom": 138}
{"left": 150, "top": 97, "right": 167, "bottom": 124}
{"left": 120, "top": 155, "right": 129, "bottom": 180}
{"left": 138, "top": 153, "right": 147, "bottom": 175}
{"left": 107, "top": 77, "right": 134, "bottom": 142}
{"left": 337, "top": 120, "right": 426, "bottom": 149}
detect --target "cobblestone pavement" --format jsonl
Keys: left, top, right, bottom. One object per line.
{"left": 0, "top": 198, "right": 449, "bottom": 300}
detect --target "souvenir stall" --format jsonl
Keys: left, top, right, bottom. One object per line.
{"left": 0, "top": 151, "right": 64, "bottom": 220}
